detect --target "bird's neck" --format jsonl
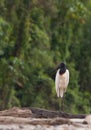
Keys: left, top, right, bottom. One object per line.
{"left": 59, "top": 68, "right": 66, "bottom": 75}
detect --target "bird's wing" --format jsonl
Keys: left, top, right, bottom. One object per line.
{"left": 65, "top": 69, "right": 69, "bottom": 87}
{"left": 55, "top": 69, "right": 60, "bottom": 97}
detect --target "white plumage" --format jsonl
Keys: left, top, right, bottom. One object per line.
{"left": 55, "top": 68, "right": 69, "bottom": 98}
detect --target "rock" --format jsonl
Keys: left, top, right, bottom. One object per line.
{"left": 84, "top": 115, "right": 91, "bottom": 124}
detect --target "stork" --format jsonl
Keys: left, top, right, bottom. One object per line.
{"left": 54, "top": 62, "right": 69, "bottom": 110}
{"left": 55, "top": 62, "right": 69, "bottom": 98}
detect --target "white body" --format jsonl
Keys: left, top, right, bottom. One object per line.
{"left": 55, "top": 69, "right": 69, "bottom": 98}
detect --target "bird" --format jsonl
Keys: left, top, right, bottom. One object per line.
{"left": 55, "top": 62, "right": 69, "bottom": 98}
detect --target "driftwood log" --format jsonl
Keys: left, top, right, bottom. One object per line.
{"left": 0, "top": 107, "right": 32, "bottom": 118}
{"left": 30, "top": 107, "right": 86, "bottom": 119}
{"left": 0, "top": 116, "right": 72, "bottom": 125}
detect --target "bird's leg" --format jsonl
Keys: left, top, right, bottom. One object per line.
{"left": 58, "top": 98, "right": 61, "bottom": 111}
{"left": 61, "top": 96, "right": 64, "bottom": 111}
{"left": 58, "top": 97, "right": 64, "bottom": 111}
{"left": 58, "top": 96, "right": 65, "bottom": 112}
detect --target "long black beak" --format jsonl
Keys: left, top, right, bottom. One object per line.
{"left": 50, "top": 65, "right": 60, "bottom": 74}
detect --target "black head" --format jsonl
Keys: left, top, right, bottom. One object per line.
{"left": 51, "top": 62, "right": 66, "bottom": 74}
{"left": 58, "top": 62, "right": 66, "bottom": 69}
{"left": 57, "top": 62, "right": 66, "bottom": 75}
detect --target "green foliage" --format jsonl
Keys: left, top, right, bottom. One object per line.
{"left": 0, "top": 0, "right": 91, "bottom": 114}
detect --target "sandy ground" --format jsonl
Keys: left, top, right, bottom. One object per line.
{"left": 0, "top": 124, "right": 90, "bottom": 130}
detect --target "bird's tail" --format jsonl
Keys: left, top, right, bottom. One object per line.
{"left": 60, "top": 91, "right": 63, "bottom": 98}
{"left": 57, "top": 88, "right": 64, "bottom": 98}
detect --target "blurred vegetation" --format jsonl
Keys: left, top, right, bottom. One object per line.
{"left": 0, "top": 0, "right": 91, "bottom": 114}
